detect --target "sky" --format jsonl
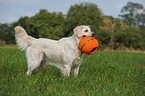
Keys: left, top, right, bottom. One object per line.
{"left": 0, "top": 0, "right": 145, "bottom": 24}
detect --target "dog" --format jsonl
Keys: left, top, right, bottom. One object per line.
{"left": 15, "top": 25, "right": 95, "bottom": 77}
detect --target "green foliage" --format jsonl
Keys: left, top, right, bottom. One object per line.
{"left": 119, "top": 2, "right": 145, "bottom": 28}
{"left": 118, "top": 1, "right": 145, "bottom": 50}
{"left": 0, "top": 2, "right": 145, "bottom": 50}
{"left": 12, "top": 9, "right": 66, "bottom": 40}
{"left": 115, "top": 27, "right": 142, "bottom": 49}
{"left": 0, "top": 23, "right": 14, "bottom": 44}
{"left": 0, "top": 48, "right": 144, "bottom": 95}
{"left": 66, "top": 2, "right": 103, "bottom": 36}
{"left": 29, "top": 10, "right": 65, "bottom": 39}
{"left": 95, "top": 29, "right": 111, "bottom": 48}
{"left": 0, "top": 23, "right": 9, "bottom": 41}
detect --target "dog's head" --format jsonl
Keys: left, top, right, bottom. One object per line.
{"left": 74, "top": 25, "right": 95, "bottom": 38}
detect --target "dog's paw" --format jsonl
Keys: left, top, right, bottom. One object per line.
{"left": 26, "top": 71, "right": 31, "bottom": 76}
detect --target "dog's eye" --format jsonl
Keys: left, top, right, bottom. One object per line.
{"left": 84, "top": 30, "right": 88, "bottom": 32}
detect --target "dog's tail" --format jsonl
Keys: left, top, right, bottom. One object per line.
{"left": 15, "top": 26, "right": 35, "bottom": 50}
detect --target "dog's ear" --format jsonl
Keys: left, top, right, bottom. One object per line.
{"left": 74, "top": 26, "right": 83, "bottom": 38}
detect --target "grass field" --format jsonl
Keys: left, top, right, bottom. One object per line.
{"left": 0, "top": 48, "right": 144, "bottom": 96}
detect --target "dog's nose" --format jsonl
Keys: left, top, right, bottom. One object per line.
{"left": 92, "top": 32, "right": 95, "bottom": 37}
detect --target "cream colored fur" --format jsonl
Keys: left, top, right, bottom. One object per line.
{"left": 15, "top": 25, "right": 95, "bottom": 77}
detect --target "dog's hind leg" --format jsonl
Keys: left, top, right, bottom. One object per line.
{"left": 36, "top": 59, "right": 47, "bottom": 72}
{"left": 26, "top": 48, "right": 43, "bottom": 76}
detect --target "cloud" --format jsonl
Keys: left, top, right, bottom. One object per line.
{"left": 0, "top": 0, "right": 18, "bottom": 3}
{"left": 0, "top": 0, "right": 6, "bottom": 3}
{"left": 117, "top": 4, "right": 124, "bottom": 9}
{"left": 65, "top": 2, "right": 71, "bottom": 8}
{"left": 0, "top": 0, "right": 41, "bottom": 4}
{"left": 25, "top": 11, "right": 35, "bottom": 17}
{"left": 0, "top": 15, "right": 17, "bottom": 23}
{"left": 8, "top": 16, "right": 17, "bottom": 22}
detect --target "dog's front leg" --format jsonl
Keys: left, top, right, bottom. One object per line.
{"left": 72, "top": 65, "right": 80, "bottom": 77}
{"left": 72, "top": 57, "right": 82, "bottom": 77}
{"left": 61, "top": 65, "right": 71, "bottom": 77}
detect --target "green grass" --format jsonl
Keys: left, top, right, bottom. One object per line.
{"left": 0, "top": 48, "right": 144, "bottom": 96}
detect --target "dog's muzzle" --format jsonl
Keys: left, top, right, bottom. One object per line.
{"left": 92, "top": 32, "right": 95, "bottom": 37}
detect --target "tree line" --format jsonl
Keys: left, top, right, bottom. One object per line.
{"left": 0, "top": 2, "right": 145, "bottom": 50}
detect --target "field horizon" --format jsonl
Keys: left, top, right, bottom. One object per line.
{"left": 0, "top": 48, "right": 144, "bottom": 96}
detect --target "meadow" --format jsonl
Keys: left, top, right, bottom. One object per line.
{"left": 0, "top": 48, "right": 144, "bottom": 96}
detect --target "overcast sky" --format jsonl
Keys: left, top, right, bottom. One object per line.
{"left": 0, "top": 0, "right": 144, "bottom": 24}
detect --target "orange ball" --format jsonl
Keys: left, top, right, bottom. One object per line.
{"left": 79, "top": 36, "right": 99, "bottom": 55}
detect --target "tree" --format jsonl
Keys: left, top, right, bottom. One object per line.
{"left": 100, "top": 16, "right": 119, "bottom": 50}
{"left": 114, "top": 27, "right": 142, "bottom": 49}
{"left": 12, "top": 16, "right": 30, "bottom": 36}
{"left": 12, "top": 9, "right": 66, "bottom": 40}
{"left": 28, "top": 9, "right": 65, "bottom": 39}
{"left": 95, "top": 29, "right": 111, "bottom": 48}
{"left": 119, "top": 2, "right": 145, "bottom": 50}
{"left": 66, "top": 2, "right": 103, "bottom": 36}
{"left": 0, "top": 23, "right": 14, "bottom": 44}
{"left": 119, "top": 2, "right": 145, "bottom": 28}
